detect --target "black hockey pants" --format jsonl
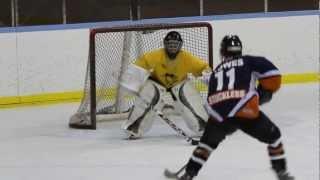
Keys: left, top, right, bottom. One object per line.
{"left": 200, "top": 111, "right": 281, "bottom": 149}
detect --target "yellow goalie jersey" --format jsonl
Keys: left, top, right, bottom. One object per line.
{"left": 134, "top": 48, "right": 210, "bottom": 89}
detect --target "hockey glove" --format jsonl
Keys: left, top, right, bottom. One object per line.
{"left": 257, "top": 84, "right": 273, "bottom": 105}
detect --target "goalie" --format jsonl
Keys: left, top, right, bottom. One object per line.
{"left": 120, "top": 31, "right": 211, "bottom": 139}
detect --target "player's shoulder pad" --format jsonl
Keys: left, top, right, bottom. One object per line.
{"left": 242, "top": 55, "right": 274, "bottom": 68}
{"left": 242, "top": 55, "right": 268, "bottom": 61}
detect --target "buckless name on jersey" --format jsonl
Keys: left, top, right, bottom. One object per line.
{"left": 205, "top": 55, "right": 281, "bottom": 122}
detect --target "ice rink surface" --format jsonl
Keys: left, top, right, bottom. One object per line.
{"left": 0, "top": 83, "right": 318, "bottom": 180}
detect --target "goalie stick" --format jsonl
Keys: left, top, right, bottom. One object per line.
{"left": 164, "top": 164, "right": 187, "bottom": 179}
{"left": 156, "top": 110, "right": 199, "bottom": 145}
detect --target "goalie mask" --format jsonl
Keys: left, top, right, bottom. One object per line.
{"left": 164, "top": 31, "right": 183, "bottom": 59}
{"left": 220, "top": 35, "right": 242, "bottom": 60}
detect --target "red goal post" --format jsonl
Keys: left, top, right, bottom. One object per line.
{"left": 70, "top": 22, "right": 213, "bottom": 129}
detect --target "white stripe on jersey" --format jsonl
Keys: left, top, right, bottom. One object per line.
{"left": 228, "top": 90, "right": 258, "bottom": 117}
{"left": 256, "top": 69, "right": 281, "bottom": 79}
{"left": 205, "top": 102, "right": 224, "bottom": 122}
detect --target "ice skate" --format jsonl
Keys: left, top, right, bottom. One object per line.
{"left": 276, "top": 171, "right": 295, "bottom": 180}
{"left": 178, "top": 173, "right": 194, "bottom": 180}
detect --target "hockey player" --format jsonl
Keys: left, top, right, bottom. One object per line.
{"left": 120, "top": 31, "right": 211, "bottom": 139}
{"left": 177, "top": 35, "right": 295, "bottom": 180}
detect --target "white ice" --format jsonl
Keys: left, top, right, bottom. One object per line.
{"left": 0, "top": 83, "right": 318, "bottom": 180}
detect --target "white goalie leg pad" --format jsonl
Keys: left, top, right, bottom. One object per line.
{"left": 171, "top": 80, "right": 208, "bottom": 135}
{"left": 122, "top": 80, "right": 166, "bottom": 138}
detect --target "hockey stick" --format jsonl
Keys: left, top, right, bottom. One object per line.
{"left": 156, "top": 110, "right": 199, "bottom": 145}
{"left": 164, "top": 164, "right": 187, "bottom": 179}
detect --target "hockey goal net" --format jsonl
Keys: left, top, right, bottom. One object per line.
{"left": 70, "top": 22, "right": 213, "bottom": 129}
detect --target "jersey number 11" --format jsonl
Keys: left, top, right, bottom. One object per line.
{"left": 214, "top": 68, "right": 235, "bottom": 91}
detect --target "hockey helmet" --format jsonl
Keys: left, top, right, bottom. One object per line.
{"left": 163, "top": 31, "right": 183, "bottom": 59}
{"left": 220, "top": 35, "right": 242, "bottom": 59}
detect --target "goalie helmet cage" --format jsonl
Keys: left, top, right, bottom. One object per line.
{"left": 70, "top": 22, "right": 213, "bottom": 129}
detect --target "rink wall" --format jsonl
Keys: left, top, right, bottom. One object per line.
{"left": 0, "top": 10, "right": 318, "bottom": 108}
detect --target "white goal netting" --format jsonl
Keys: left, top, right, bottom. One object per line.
{"left": 70, "top": 22, "right": 213, "bottom": 129}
